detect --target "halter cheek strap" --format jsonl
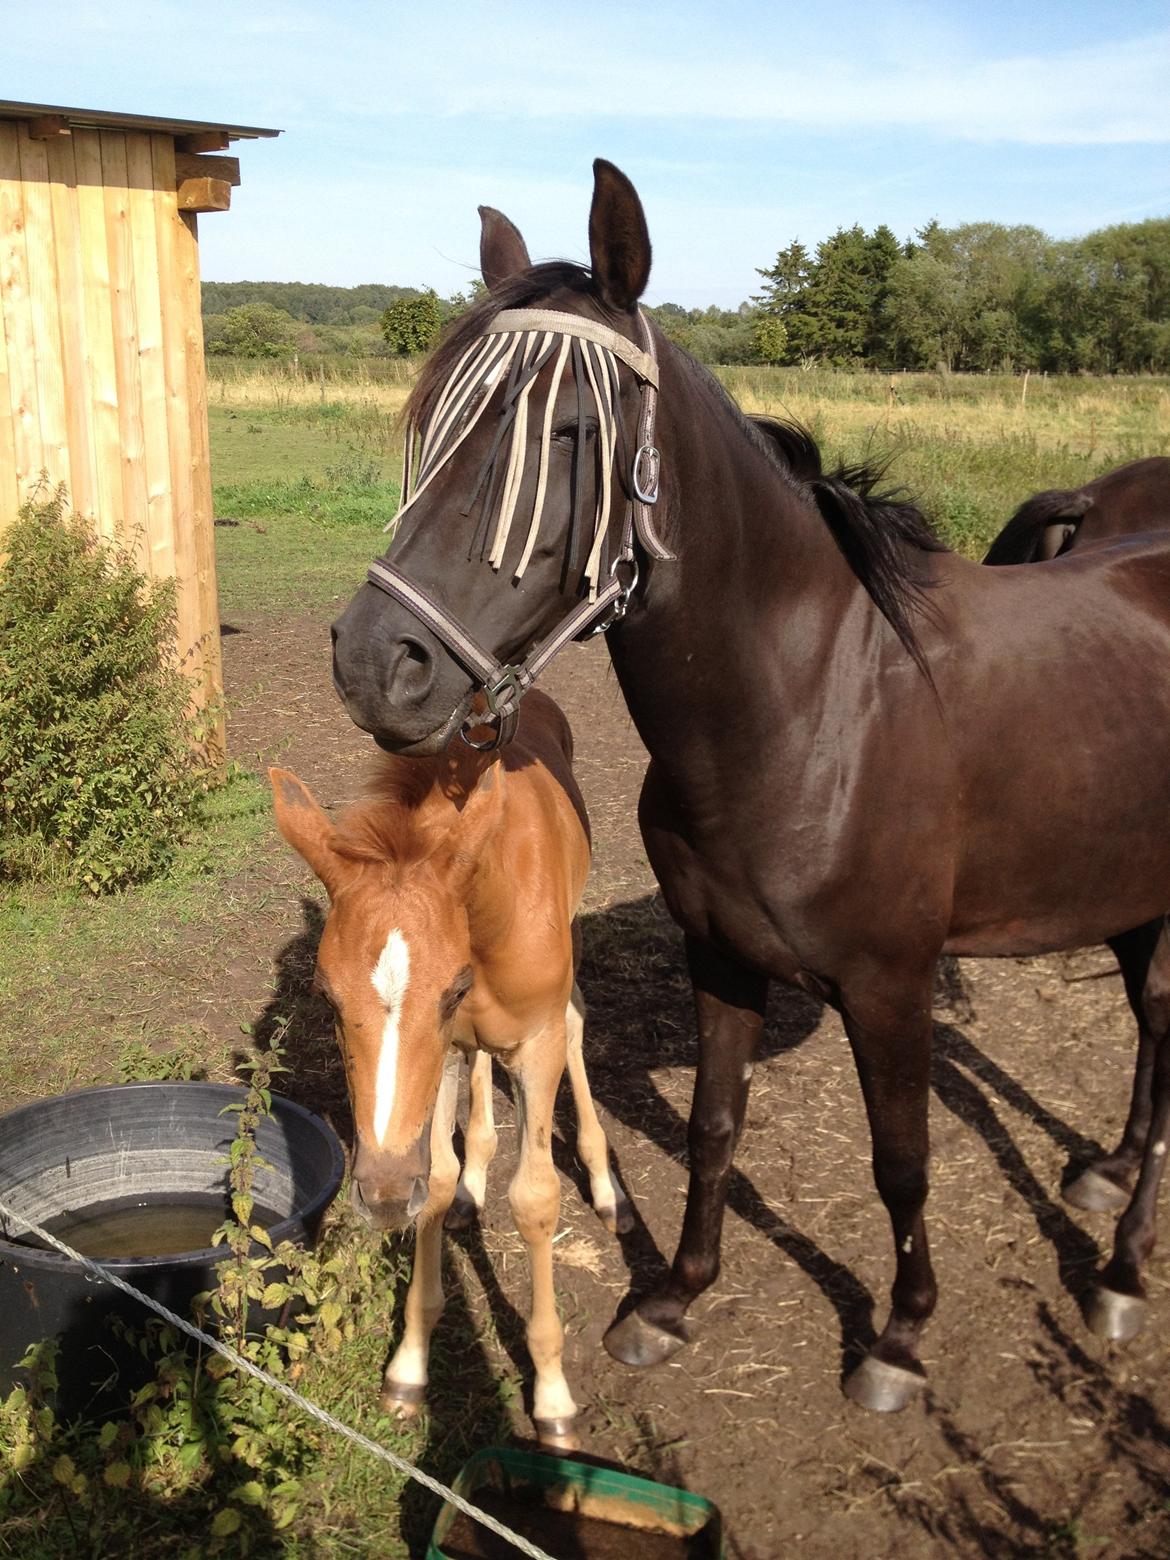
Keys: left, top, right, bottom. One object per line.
{"left": 366, "top": 308, "right": 668, "bottom": 750}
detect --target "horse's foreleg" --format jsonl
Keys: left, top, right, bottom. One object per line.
{"left": 1086, "top": 918, "right": 1170, "bottom": 1341}
{"left": 506, "top": 1022, "right": 578, "bottom": 1450}
{"left": 604, "top": 935, "right": 766, "bottom": 1369}
{"left": 840, "top": 979, "right": 937, "bottom": 1412}
{"left": 1065, "top": 921, "right": 1162, "bottom": 1213}
{"left": 380, "top": 1050, "right": 461, "bottom": 1417}
{"left": 446, "top": 1048, "right": 497, "bottom": 1231}
{"left": 565, "top": 982, "right": 633, "bottom": 1235}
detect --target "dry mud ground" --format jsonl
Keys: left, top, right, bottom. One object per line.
{"left": 210, "top": 604, "right": 1170, "bottom": 1557}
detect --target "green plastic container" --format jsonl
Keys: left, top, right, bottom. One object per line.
{"left": 428, "top": 1445, "right": 725, "bottom": 1559}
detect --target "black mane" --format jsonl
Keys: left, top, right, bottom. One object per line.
{"left": 748, "top": 415, "right": 946, "bottom": 674}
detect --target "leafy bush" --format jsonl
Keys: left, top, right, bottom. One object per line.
{"left": 0, "top": 488, "right": 209, "bottom": 892}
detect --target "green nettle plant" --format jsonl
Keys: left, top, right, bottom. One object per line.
{"left": 0, "top": 1043, "right": 368, "bottom": 1554}
{"left": 0, "top": 487, "right": 210, "bottom": 892}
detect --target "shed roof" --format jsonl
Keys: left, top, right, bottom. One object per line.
{"left": 0, "top": 99, "right": 280, "bottom": 141}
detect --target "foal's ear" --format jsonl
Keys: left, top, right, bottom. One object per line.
{"left": 269, "top": 768, "right": 340, "bottom": 897}
{"left": 479, "top": 206, "right": 531, "bottom": 292}
{"left": 588, "top": 159, "right": 651, "bottom": 312}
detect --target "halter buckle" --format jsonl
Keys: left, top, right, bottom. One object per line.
{"left": 633, "top": 444, "right": 661, "bottom": 505}
{"left": 484, "top": 666, "right": 524, "bottom": 717}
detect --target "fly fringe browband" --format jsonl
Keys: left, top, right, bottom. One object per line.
{"left": 367, "top": 308, "right": 673, "bottom": 749}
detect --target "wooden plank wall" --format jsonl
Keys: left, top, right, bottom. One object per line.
{"left": 0, "top": 119, "right": 223, "bottom": 757}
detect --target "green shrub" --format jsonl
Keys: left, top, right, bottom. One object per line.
{"left": 0, "top": 488, "right": 209, "bottom": 892}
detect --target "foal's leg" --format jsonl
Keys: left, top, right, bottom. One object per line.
{"left": 446, "top": 1048, "right": 498, "bottom": 1231}
{"left": 604, "top": 936, "right": 767, "bottom": 1369}
{"left": 1065, "top": 920, "right": 1162, "bottom": 1213}
{"left": 840, "top": 976, "right": 938, "bottom": 1412}
{"left": 380, "top": 1050, "right": 461, "bottom": 1416}
{"left": 1085, "top": 917, "right": 1170, "bottom": 1341}
{"left": 565, "top": 982, "right": 633, "bottom": 1235}
{"left": 506, "top": 1019, "right": 579, "bottom": 1449}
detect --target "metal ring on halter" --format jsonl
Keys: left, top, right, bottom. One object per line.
{"left": 579, "top": 556, "right": 639, "bottom": 641}
{"left": 633, "top": 444, "right": 661, "bottom": 505}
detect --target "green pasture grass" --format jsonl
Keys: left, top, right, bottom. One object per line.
{"left": 210, "top": 403, "right": 403, "bottom": 617}
{"left": 0, "top": 767, "right": 272, "bottom": 1110}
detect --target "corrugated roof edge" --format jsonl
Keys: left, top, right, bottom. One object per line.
{"left": 0, "top": 100, "right": 280, "bottom": 139}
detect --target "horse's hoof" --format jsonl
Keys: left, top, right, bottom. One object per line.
{"left": 843, "top": 1355, "right": 925, "bottom": 1413}
{"left": 1063, "top": 1168, "right": 1129, "bottom": 1213}
{"left": 596, "top": 1190, "right": 636, "bottom": 1237}
{"left": 444, "top": 1190, "right": 479, "bottom": 1232}
{"left": 379, "top": 1380, "right": 426, "bottom": 1419}
{"left": 534, "top": 1415, "right": 579, "bottom": 1452}
{"left": 603, "top": 1310, "right": 688, "bottom": 1368}
{"left": 1084, "top": 1285, "right": 1146, "bottom": 1341}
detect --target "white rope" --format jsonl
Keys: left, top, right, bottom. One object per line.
{"left": 0, "top": 1198, "right": 557, "bottom": 1560}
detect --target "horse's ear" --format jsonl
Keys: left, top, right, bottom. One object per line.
{"left": 270, "top": 767, "right": 341, "bottom": 898}
{"left": 588, "top": 159, "right": 651, "bottom": 311}
{"left": 479, "top": 206, "right": 531, "bottom": 292}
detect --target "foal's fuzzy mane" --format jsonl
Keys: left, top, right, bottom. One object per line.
{"left": 330, "top": 757, "right": 449, "bottom": 869}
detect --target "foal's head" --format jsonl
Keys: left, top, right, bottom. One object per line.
{"left": 331, "top": 158, "right": 655, "bottom": 754}
{"left": 271, "top": 765, "right": 491, "bottom": 1229}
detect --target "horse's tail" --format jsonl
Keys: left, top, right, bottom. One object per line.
{"left": 983, "top": 489, "right": 1094, "bottom": 564}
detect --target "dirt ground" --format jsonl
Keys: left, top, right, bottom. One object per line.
{"left": 213, "top": 600, "right": 1170, "bottom": 1559}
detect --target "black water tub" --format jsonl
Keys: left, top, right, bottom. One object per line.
{"left": 0, "top": 1082, "right": 345, "bottom": 1408}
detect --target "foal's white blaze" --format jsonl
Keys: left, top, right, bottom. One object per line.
{"left": 371, "top": 930, "right": 411, "bottom": 1147}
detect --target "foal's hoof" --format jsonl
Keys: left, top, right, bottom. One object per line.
{"left": 597, "top": 1190, "right": 636, "bottom": 1238}
{"left": 444, "top": 1189, "right": 480, "bottom": 1232}
{"left": 603, "top": 1311, "right": 688, "bottom": 1369}
{"left": 379, "top": 1380, "right": 426, "bottom": 1419}
{"left": 843, "top": 1355, "right": 926, "bottom": 1413}
{"left": 534, "top": 1415, "right": 580, "bottom": 1453}
{"left": 1084, "top": 1285, "right": 1146, "bottom": 1342}
{"left": 1063, "top": 1168, "right": 1129, "bottom": 1213}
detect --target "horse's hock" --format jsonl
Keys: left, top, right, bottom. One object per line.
{"left": 0, "top": 99, "right": 279, "bottom": 754}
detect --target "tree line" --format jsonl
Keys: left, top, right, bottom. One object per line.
{"left": 754, "top": 217, "right": 1170, "bottom": 373}
{"left": 202, "top": 213, "right": 1169, "bottom": 373}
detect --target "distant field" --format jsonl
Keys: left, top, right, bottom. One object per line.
{"left": 208, "top": 358, "right": 1170, "bottom": 566}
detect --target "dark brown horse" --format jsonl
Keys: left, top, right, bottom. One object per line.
{"left": 983, "top": 456, "right": 1170, "bottom": 563}
{"left": 331, "top": 161, "right": 1170, "bottom": 1413}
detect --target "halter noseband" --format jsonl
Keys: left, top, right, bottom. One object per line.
{"left": 366, "top": 308, "right": 671, "bottom": 750}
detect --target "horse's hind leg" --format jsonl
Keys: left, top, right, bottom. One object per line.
{"left": 604, "top": 936, "right": 767, "bottom": 1370}
{"left": 446, "top": 1048, "right": 497, "bottom": 1231}
{"left": 506, "top": 1017, "right": 579, "bottom": 1449}
{"left": 1085, "top": 917, "right": 1170, "bottom": 1341}
{"left": 381, "top": 1050, "right": 461, "bottom": 1417}
{"left": 1065, "top": 920, "right": 1162, "bottom": 1213}
{"left": 840, "top": 975, "right": 938, "bottom": 1413}
{"left": 565, "top": 982, "right": 633, "bottom": 1235}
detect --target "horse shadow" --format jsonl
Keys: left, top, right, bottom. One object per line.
{"left": 245, "top": 891, "right": 1170, "bottom": 1552}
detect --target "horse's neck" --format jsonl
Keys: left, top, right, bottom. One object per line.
{"left": 608, "top": 357, "right": 861, "bottom": 757}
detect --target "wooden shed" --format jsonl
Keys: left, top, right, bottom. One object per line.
{"left": 0, "top": 100, "right": 280, "bottom": 754}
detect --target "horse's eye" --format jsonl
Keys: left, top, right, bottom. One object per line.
{"left": 552, "top": 420, "right": 598, "bottom": 444}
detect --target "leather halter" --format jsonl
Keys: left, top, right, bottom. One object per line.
{"left": 366, "top": 309, "right": 670, "bottom": 750}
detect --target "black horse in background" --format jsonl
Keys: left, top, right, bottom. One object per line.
{"left": 984, "top": 456, "right": 1170, "bottom": 562}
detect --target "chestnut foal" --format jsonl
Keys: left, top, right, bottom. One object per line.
{"left": 271, "top": 690, "right": 629, "bottom": 1447}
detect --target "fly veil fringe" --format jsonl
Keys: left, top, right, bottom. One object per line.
{"left": 388, "top": 309, "right": 667, "bottom": 601}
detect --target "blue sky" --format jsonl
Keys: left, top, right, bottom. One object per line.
{"left": 7, "top": 1, "right": 1170, "bottom": 307}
